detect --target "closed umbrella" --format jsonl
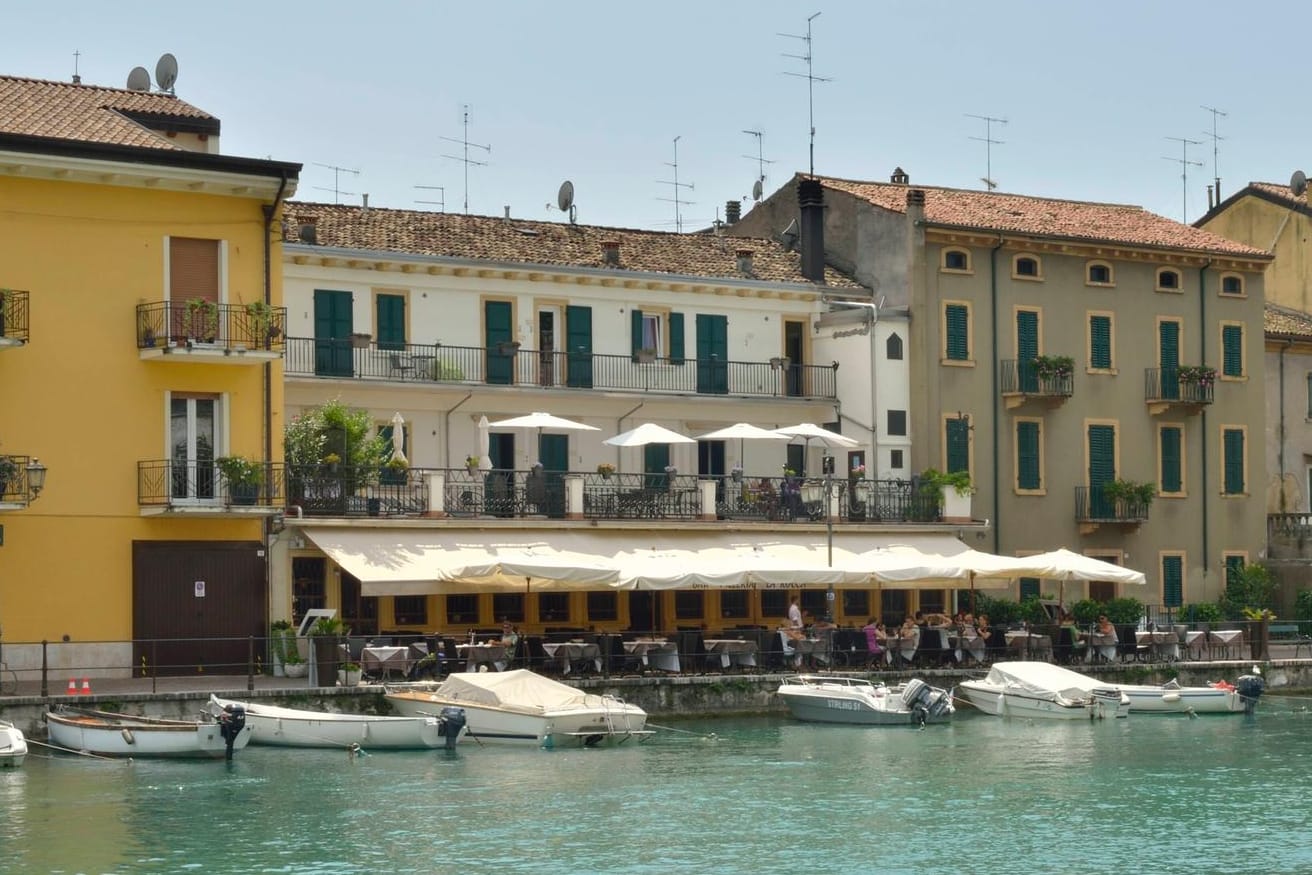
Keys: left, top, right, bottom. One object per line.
{"left": 476, "top": 415, "right": 492, "bottom": 472}
{"left": 695, "top": 422, "right": 789, "bottom": 471}
{"left": 389, "top": 412, "right": 408, "bottom": 465}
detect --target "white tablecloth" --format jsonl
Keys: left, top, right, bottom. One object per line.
{"left": 1136, "top": 631, "right": 1180, "bottom": 661}
{"left": 1184, "top": 630, "right": 1208, "bottom": 660}
{"left": 1207, "top": 629, "right": 1245, "bottom": 658}
{"left": 624, "top": 639, "right": 680, "bottom": 672}
{"left": 457, "top": 643, "right": 508, "bottom": 671}
{"left": 361, "top": 645, "right": 413, "bottom": 677}
{"left": 1085, "top": 631, "right": 1119, "bottom": 663}
{"left": 542, "top": 641, "right": 601, "bottom": 675}
{"left": 704, "top": 639, "right": 758, "bottom": 669}
{"left": 1006, "top": 631, "right": 1052, "bottom": 660}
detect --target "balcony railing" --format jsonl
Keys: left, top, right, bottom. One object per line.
{"left": 283, "top": 337, "right": 838, "bottom": 399}
{"left": 1000, "top": 359, "right": 1073, "bottom": 401}
{"left": 0, "top": 454, "right": 40, "bottom": 506}
{"left": 1074, "top": 485, "right": 1149, "bottom": 524}
{"left": 136, "top": 301, "right": 287, "bottom": 354}
{"left": 138, "top": 460, "right": 286, "bottom": 510}
{"left": 1144, "top": 367, "right": 1213, "bottom": 408}
{"left": 0, "top": 289, "right": 30, "bottom": 345}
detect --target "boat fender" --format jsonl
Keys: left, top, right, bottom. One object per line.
{"left": 1161, "top": 692, "right": 1182, "bottom": 704}
{"left": 121, "top": 728, "right": 135, "bottom": 745}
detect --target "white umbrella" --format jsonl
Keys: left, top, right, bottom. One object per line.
{"left": 489, "top": 411, "right": 600, "bottom": 463}
{"left": 389, "top": 412, "right": 407, "bottom": 465}
{"left": 603, "top": 423, "right": 696, "bottom": 447}
{"left": 476, "top": 415, "right": 492, "bottom": 472}
{"left": 774, "top": 422, "right": 859, "bottom": 476}
{"left": 695, "top": 422, "right": 789, "bottom": 469}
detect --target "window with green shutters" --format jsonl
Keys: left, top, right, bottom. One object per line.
{"left": 1019, "top": 577, "right": 1040, "bottom": 600}
{"left": 1089, "top": 315, "right": 1112, "bottom": 369}
{"left": 1159, "top": 426, "right": 1182, "bottom": 493}
{"left": 1222, "top": 428, "right": 1244, "bottom": 494}
{"left": 946, "top": 417, "right": 970, "bottom": 474}
{"left": 945, "top": 304, "right": 969, "bottom": 361}
{"left": 1016, "top": 421, "right": 1041, "bottom": 490}
{"left": 1162, "top": 555, "right": 1183, "bottom": 608}
{"left": 376, "top": 294, "right": 405, "bottom": 351}
{"left": 1221, "top": 324, "right": 1243, "bottom": 377}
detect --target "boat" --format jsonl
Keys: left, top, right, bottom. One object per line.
{"left": 1113, "top": 669, "right": 1265, "bottom": 715}
{"left": 209, "top": 694, "right": 467, "bottom": 749}
{"left": 955, "top": 661, "right": 1131, "bottom": 720}
{"left": 45, "top": 705, "right": 252, "bottom": 759}
{"left": 777, "top": 675, "right": 954, "bottom": 726}
{"left": 1, "top": 719, "right": 27, "bottom": 767}
{"left": 384, "top": 669, "right": 653, "bottom": 747}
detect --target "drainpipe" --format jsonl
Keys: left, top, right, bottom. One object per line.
{"left": 989, "top": 236, "right": 1006, "bottom": 553}
{"left": 443, "top": 393, "right": 474, "bottom": 468}
{"left": 1199, "top": 260, "right": 1212, "bottom": 579}
{"left": 617, "top": 402, "right": 645, "bottom": 471}
{"left": 1279, "top": 338, "right": 1292, "bottom": 505}
{"left": 261, "top": 172, "right": 288, "bottom": 628}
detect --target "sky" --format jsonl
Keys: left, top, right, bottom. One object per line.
{"left": 6, "top": 1, "right": 1312, "bottom": 233}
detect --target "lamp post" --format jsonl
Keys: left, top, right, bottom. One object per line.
{"left": 823, "top": 454, "right": 834, "bottom": 622}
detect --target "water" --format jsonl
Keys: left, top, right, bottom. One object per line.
{"left": 4, "top": 705, "right": 1312, "bottom": 874}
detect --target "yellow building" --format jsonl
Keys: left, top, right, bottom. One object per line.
{"left": 0, "top": 74, "right": 300, "bottom": 679}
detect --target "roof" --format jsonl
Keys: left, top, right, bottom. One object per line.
{"left": 282, "top": 201, "right": 859, "bottom": 287}
{"left": 1196, "top": 181, "right": 1312, "bottom": 228}
{"left": 1265, "top": 303, "right": 1312, "bottom": 340}
{"left": 0, "top": 75, "right": 218, "bottom": 149}
{"left": 814, "top": 174, "right": 1270, "bottom": 259}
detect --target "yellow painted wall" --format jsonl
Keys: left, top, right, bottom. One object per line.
{"left": 1203, "top": 196, "right": 1312, "bottom": 312}
{"left": 0, "top": 175, "right": 284, "bottom": 643}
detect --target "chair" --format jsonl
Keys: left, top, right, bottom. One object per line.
{"left": 388, "top": 353, "right": 414, "bottom": 379}
{"left": 525, "top": 636, "right": 552, "bottom": 673}
{"left": 677, "top": 630, "right": 710, "bottom": 674}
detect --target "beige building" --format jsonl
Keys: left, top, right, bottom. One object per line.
{"left": 733, "top": 172, "right": 1273, "bottom": 613}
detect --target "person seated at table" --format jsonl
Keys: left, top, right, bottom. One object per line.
{"left": 1096, "top": 614, "right": 1116, "bottom": 638}
{"left": 787, "top": 595, "right": 804, "bottom": 630}
{"left": 499, "top": 620, "right": 519, "bottom": 648}
{"left": 862, "top": 617, "right": 887, "bottom": 661}
{"left": 895, "top": 618, "right": 920, "bottom": 666}
{"left": 922, "top": 611, "right": 954, "bottom": 627}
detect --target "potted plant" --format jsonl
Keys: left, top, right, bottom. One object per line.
{"left": 730, "top": 465, "right": 743, "bottom": 483}
{"left": 1177, "top": 364, "right": 1217, "bottom": 387}
{"left": 1185, "top": 602, "right": 1222, "bottom": 631}
{"left": 350, "top": 332, "right": 373, "bottom": 349}
{"left": 597, "top": 462, "right": 616, "bottom": 479}
{"left": 244, "top": 300, "right": 282, "bottom": 343}
{"left": 282, "top": 649, "right": 308, "bottom": 678}
{"left": 1031, "top": 354, "right": 1075, "bottom": 380}
{"left": 310, "top": 615, "right": 346, "bottom": 686}
{"left": 182, "top": 297, "right": 220, "bottom": 343}
{"left": 322, "top": 452, "right": 341, "bottom": 472}
{"left": 1100, "top": 478, "right": 1155, "bottom": 507}
{"left": 0, "top": 453, "right": 19, "bottom": 497}
{"left": 635, "top": 347, "right": 658, "bottom": 364}
{"left": 466, "top": 454, "right": 481, "bottom": 474}
{"left": 849, "top": 463, "right": 866, "bottom": 479}
{"left": 268, "top": 619, "right": 294, "bottom": 676}
{"left": 338, "top": 661, "right": 363, "bottom": 686}
{"left": 216, "top": 455, "right": 262, "bottom": 505}
{"left": 921, "top": 468, "right": 973, "bottom": 520}
{"left": 381, "top": 454, "right": 409, "bottom": 486}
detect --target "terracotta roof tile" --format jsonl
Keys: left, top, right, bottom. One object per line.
{"left": 1247, "top": 181, "right": 1306, "bottom": 209}
{"left": 816, "top": 175, "right": 1269, "bottom": 259}
{"left": 283, "top": 201, "right": 859, "bottom": 288}
{"left": 0, "top": 75, "right": 215, "bottom": 150}
{"left": 1265, "top": 303, "right": 1312, "bottom": 339}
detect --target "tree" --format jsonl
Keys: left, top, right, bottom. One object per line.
{"left": 1219, "top": 562, "right": 1275, "bottom": 620}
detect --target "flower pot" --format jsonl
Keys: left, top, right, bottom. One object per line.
{"left": 338, "top": 669, "right": 362, "bottom": 686}
{"left": 366, "top": 498, "right": 381, "bottom": 517}
{"left": 230, "top": 482, "right": 259, "bottom": 506}
{"left": 283, "top": 662, "right": 308, "bottom": 678}
{"left": 942, "top": 490, "right": 971, "bottom": 522}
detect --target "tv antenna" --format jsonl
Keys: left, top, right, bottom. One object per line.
{"left": 966, "top": 113, "right": 1007, "bottom": 191}
{"left": 414, "top": 184, "right": 446, "bottom": 212}
{"left": 779, "top": 12, "right": 831, "bottom": 176}
{"left": 656, "top": 135, "right": 695, "bottom": 232}
{"left": 742, "top": 130, "right": 775, "bottom": 201}
{"left": 1163, "top": 136, "right": 1204, "bottom": 222}
{"left": 72, "top": 50, "right": 81, "bottom": 84}
{"left": 313, "top": 162, "right": 360, "bottom": 204}
{"left": 441, "top": 105, "right": 492, "bottom": 215}
{"left": 1201, "top": 104, "right": 1227, "bottom": 201}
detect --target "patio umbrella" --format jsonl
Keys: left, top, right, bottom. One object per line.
{"left": 489, "top": 411, "right": 600, "bottom": 463}
{"left": 994, "top": 548, "right": 1147, "bottom": 608}
{"left": 476, "top": 415, "right": 492, "bottom": 472}
{"left": 389, "top": 412, "right": 408, "bottom": 466}
{"left": 695, "top": 422, "right": 789, "bottom": 470}
{"left": 773, "top": 422, "right": 859, "bottom": 476}
{"left": 603, "top": 423, "right": 696, "bottom": 447}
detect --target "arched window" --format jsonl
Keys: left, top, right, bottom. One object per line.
{"left": 942, "top": 249, "right": 970, "bottom": 272}
{"left": 1221, "top": 274, "right": 1244, "bottom": 296}
{"left": 1156, "top": 268, "right": 1181, "bottom": 292}
{"left": 1013, "top": 255, "right": 1041, "bottom": 279}
{"left": 886, "top": 333, "right": 903, "bottom": 360}
{"left": 1086, "top": 261, "right": 1113, "bottom": 285}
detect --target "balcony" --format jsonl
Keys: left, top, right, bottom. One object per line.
{"left": 137, "top": 460, "right": 285, "bottom": 517}
{"left": 136, "top": 301, "right": 286, "bottom": 364}
{"left": 0, "top": 454, "right": 45, "bottom": 510}
{"left": 283, "top": 337, "right": 838, "bottom": 400}
{"left": 1144, "top": 367, "right": 1213, "bottom": 415}
{"left": 0, "top": 289, "right": 30, "bottom": 347}
{"left": 1000, "top": 358, "right": 1073, "bottom": 410}
{"left": 1075, "top": 484, "right": 1149, "bottom": 533}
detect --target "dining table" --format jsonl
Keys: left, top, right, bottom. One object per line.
{"left": 882, "top": 633, "right": 919, "bottom": 667}
{"left": 703, "top": 638, "right": 758, "bottom": 670}
{"left": 457, "top": 642, "right": 509, "bottom": 672}
{"left": 1183, "top": 630, "right": 1208, "bottom": 660}
{"left": 1085, "top": 630, "right": 1119, "bottom": 663}
{"left": 623, "top": 638, "right": 680, "bottom": 673}
{"left": 1005, "top": 630, "right": 1052, "bottom": 661}
{"left": 1207, "top": 628, "right": 1245, "bottom": 659}
{"left": 360, "top": 645, "right": 414, "bottom": 679}
{"left": 1136, "top": 630, "right": 1180, "bottom": 661}
{"left": 790, "top": 636, "right": 831, "bottom": 669}
{"left": 542, "top": 641, "right": 602, "bottom": 675}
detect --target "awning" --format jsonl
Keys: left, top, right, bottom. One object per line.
{"left": 299, "top": 527, "right": 1010, "bottom": 596}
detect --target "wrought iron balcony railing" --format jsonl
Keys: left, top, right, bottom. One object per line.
{"left": 1075, "top": 484, "right": 1150, "bottom": 524}
{"left": 283, "top": 337, "right": 838, "bottom": 399}
{"left": 136, "top": 301, "right": 287, "bottom": 354}
{"left": 138, "top": 460, "right": 286, "bottom": 509}
{"left": 0, "top": 454, "right": 43, "bottom": 505}
{"left": 1000, "top": 359, "right": 1074, "bottom": 399}
{"left": 0, "top": 289, "right": 30, "bottom": 345}
{"left": 1144, "top": 367, "right": 1213, "bottom": 406}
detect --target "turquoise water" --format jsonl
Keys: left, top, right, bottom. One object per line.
{"left": 4, "top": 705, "right": 1312, "bottom": 874}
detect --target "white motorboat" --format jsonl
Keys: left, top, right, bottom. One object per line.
{"left": 956, "top": 662, "right": 1130, "bottom": 720}
{"left": 1114, "top": 670, "right": 1265, "bottom": 715}
{"left": 209, "top": 695, "right": 467, "bottom": 750}
{"left": 385, "top": 669, "right": 652, "bottom": 747}
{"left": 1, "top": 719, "right": 27, "bottom": 767}
{"left": 777, "top": 675, "right": 954, "bottom": 726}
{"left": 46, "top": 705, "right": 252, "bottom": 759}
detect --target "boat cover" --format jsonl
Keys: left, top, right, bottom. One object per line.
{"left": 436, "top": 670, "right": 603, "bottom": 713}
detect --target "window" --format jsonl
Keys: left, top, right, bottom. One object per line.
{"left": 942, "top": 249, "right": 971, "bottom": 272}
{"left": 1156, "top": 269, "right": 1181, "bottom": 292}
{"left": 1086, "top": 261, "right": 1113, "bottom": 285}
{"left": 445, "top": 594, "right": 478, "bottom": 624}
{"left": 1222, "top": 427, "right": 1245, "bottom": 495}
{"left": 1220, "top": 274, "right": 1244, "bottom": 296}
{"left": 1019, "top": 578, "right": 1040, "bottom": 600}
{"left": 842, "top": 590, "right": 870, "bottom": 616}
{"left": 761, "top": 590, "right": 787, "bottom": 618}
{"left": 492, "top": 593, "right": 525, "bottom": 623}
{"left": 537, "top": 592, "right": 569, "bottom": 622}
{"left": 291, "top": 557, "right": 326, "bottom": 626}
{"left": 1089, "top": 313, "right": 1112, "bottom": 370}
{"left": 887, "top": 410, "right": 907, "bottom": 436}
{"left": 944, "top": 303, "right": 970, "bottom": 361}
{"left": 1224, "top": 554, "right": 1246, "bottom": 590}
{"left": 800, "top": 590, "right": 826, "bottom": 617}
{"left": 946, "top": 416, "right": 970, "bottom": 475}
{"left": 393, "top": 596, "right": 427, "bottom": 626}
{"left": 376, "top": 293, "right": 406, "bottom": 351}
{"left": 1162, "top": 554, "right": 1184, "bottom": 609}
{"left": 1221, "top": 324, "right": 1243, "bottom": 377}
{"left": 675, "top": 591, "right": 704, "bottom": 620}
{"left": 1159, "top": 425, "right": 1183, "bottom": 494}
{"left": 720, "top": 590, "right": 748, "bottom": 619}
{"left": 886, "top": 333, "right": 903, "bottom": 360}
{"left": 630, "top": 308, "right": 683, "bottom": 358}
{"left": 587, "top": 591, "right": 618, "bottom": 622}
{"left": 1013, "top": 255, "right": 1041, "bottom": 279}
{"left": 890, "top": 449, "right": 904, "bottom": 469}
{"left": 1016, "top": 419, "right": 1042, "bottom": 491}
{"left": 170, "top": 394, "right": 218, "bottom": 501}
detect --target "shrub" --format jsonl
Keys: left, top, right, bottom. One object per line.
{"left": 1103, "top": 596, "right": 1144, "bottom": 626}
{"left": 1185, "top": 602, "right": 1222, "bottom": 625}
{"left": 1070, "top": 599, "right": 1103, "bottom": 627}
{"left": 976, "top": 595, "right": 1021, "bottom": 626}
{"left": 1220, "top": 562, "right": 1276, "bottom": 620}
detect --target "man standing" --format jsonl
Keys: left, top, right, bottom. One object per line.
{"left": 787, "top": 595, "right": 803, "bottom": 629}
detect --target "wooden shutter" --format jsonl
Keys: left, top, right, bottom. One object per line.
{"left": 1017, "top": 421, "right": 1040, "bottom": 489}
{"left": 376, "top": 294, "right": 405, "bottom": 351}
{"left": 1090, "top": 315, "right": 1111, "bottom": 369}
{"left": 1160, "top": 426, "right": 1182, "bottom": 493}
{"left": 1223, "top": 429, "right": 1244, "bottom": 494}
{"left": 1162, "top": 555, "right": 1183, "bottom": 608}
{"left": 565, "top": 305, "right": 593, "bottom": 389}
{"left": 1222, "top": 325, "right": 1242, "bottom": 377}
{"left": 946, "top": 417, "right": 970, "bottom": 474}
{"left": 170, "top": 237, "right": 219, "bottom": 301}
{"left": 669, "top": 312, "right": 685, "bottom": 364}
{"left": 945, "top": 304, "right": 968, "bottom": 360}
{"left": 630, "top": 309, "right": 644, "bottom": 356}
{"left": 1019, "top": 577, "right": 1040, "bottom": 600}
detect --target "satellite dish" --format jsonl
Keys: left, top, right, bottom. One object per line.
{"left": 1292, "top": 170, "right": 1307, "bottom": 197}
{"left": 126, "top": 66, "right": 151, "bottom": 92}
{"left": 155, "top": 53, "right": 178, "bottom": 92}
{"left": 557, "top": 180, "right": 575, "bottom": 213}
{"left": 752, "top": 178, "right": 764, "bottom": 201}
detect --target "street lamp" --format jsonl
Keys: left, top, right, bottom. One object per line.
{"left": 25, "top": 458, "right": 46, "bottom": 499}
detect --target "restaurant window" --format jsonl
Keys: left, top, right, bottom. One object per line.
{"left": 492, "top": 593, "right": 525, "bottom": 624}
{"left": 675, "top": 590, "right": 704, "bottom": 620}
{"left": 919, "top": 590, "right": 946, "bottom": 614}
{"left": 761, "top": 590, "right": 788, "bottom": 618}
{"left": 393, "top": 596, "right": 427, "bottom": 626}
{"left": 291, "top": 557, "right": 326, "bottom": 626}
{"left": 587, "top": 591, "right": 618, "bottom": 622}
{"left": 800, "top": 590, "right": 826, "bottom": 617}
{"left": 445, "top": 594, "right": 478, "bottom": 625}
{"left": 842, "top": 590, "right": 870, "bottom": 617}
{"left": 881, "top": 590, "right": 908, "bottom": 626}
{"left": 720, "top": 590, "right": 749, "bottom": 619}
{"left": 339, "top": 571, "right": 377, "bottom": 637}
{"left": 537, "top": 592, "right": 569, "bottom": 622}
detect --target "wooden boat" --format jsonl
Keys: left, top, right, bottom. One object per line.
{"left": 209, "top": 695, "right": 467, "bottom": 749}
{"left": 1, "top": 719, "right": 27, "bottom": 767}
{"left": 777, "top": 675, "right": 953, "bottom": 726}
{"left": 46, "top": 705, "right": 251, "bottom": 759}
{"left": 1111, "top": 670, "right": 1264, "bottom": 715}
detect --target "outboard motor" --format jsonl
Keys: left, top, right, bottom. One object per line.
{"left": 439, "top": 706, "right": 467, "bottom": 750}
{"left": 1236, "top": 668, "right": 1265, "bottom": 715}
{"left": 217, "top": 704, "right": 246, "bottom": 761}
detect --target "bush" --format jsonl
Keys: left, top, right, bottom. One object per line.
{"left": 1070, "top": 599, "right": 1103, "bottom": 627}
{"left": 1220, "top": 562, "right": 1276, "bottom": 620}
{"left": 1019, "top": 596, "right": 1051, "bottom": 626}
{"left": 1294, "top": 590, "right": 1312, "bottom": 634}
{"left": 976, "top": 595, "right": 1021, "bottom": 626}
{"left": 1103, "top": 596, "right": 1144, "bottom": 626}
{"left": 1185, "top": 602, "right": 1222, "bottom": 625}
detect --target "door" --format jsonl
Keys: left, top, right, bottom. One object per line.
{"left": 313, "top": 290, "right": 353, "bottom": 377}
{"left": 487, "top": 432, "right": 516, "bottom": 517}
{"left": 1088, "top": 424, "right": 1116, "bottom": 517}
{"left": 696, "top": 314, "right": 729, "bottom": 394}
{"left": 537, "top": 307, "right": 559, "bottom": 387}
{"left": 170, "top": 397, "right": 216, "bottom": 502}
{"left": 644, "top": 443, "right": 671, "bottom": 490}
{"left": 699, "top": 439, "right": 726, "bottom": 504}
{"left": 485, "top": 301, "right": 515, "bottom": 385}
{"left": 1017, "top": 309, "right": 1039, "bottom": 393}
{"left": 1159, "top": 320, "right": 1179, "bottom": 400}
{"left": 539, "top": 433, "right": 569, "bottom": 518}
{"left": 565, "top": 305, "right": 593, "bottom": 388}
{"left": 784, "top": 319, "right": 806, "bottom": 396}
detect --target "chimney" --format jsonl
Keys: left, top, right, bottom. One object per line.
{"left": 361, "top": 193, "right": 369, "bottom": 214}
{"left": 890, "top": 167, "right": 909, "bottom": 184}
{"left": 906, "top": 188, "right": 926, "bottom": 226}
{"left": 725, "top": 200, "right": 741, "bottom": 225}
{"left": 736, "top": 249, "right": 754, "bottom": 277}
{"left": 503, "top": 205, "right": 511, "bottom": 222}
{"left": 602, "top": 240, "right": 621, "bottom": 266}
{"left": 798, "top": 178, "right": 825, "bottom": 282}
{"left": 296, "top": 215, "right": 317, "bottom": 245}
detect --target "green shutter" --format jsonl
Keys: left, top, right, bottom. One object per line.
{"left": 376, "top": 294, "right": 405, "bottom": 351}
{"left": 565, "top": 305, "right": 593, "bottom": 388}
{"left": 1223, "top": 429, "right": 1244, "bottom": 494}
{"left": 630, "top": 309, "right": 644, "bottom": 356}
{"left": 1160, "top": 426, "right": 1182, "bottom": 493}
{"left": 1088, "top": 424, "right": 1116, "bottom": 517}
{"left": 1019, "top": 577, "right": 1040, "bottom": 600}
{"left": 669, "top": 312, "right": 685, "bottom": 364}
{"left": 946, "top": 417, "right": 970, "bottom": 474}
{"left": 1162, "top": 555, "right": 1183, "bottom": 608}
{"left": 1222, "top": 325, "right": 1242, "bottom": 377}
{"left": 1017, "top": 310, "right": 1039, "bottom": 392}
{"left": 1090, "top": 315, "right": 1111, "bottom": 369}
{"left": 1017, "top": 421, "right": 1040, "bottom": 490}
{"left": 484, "top": 300, "right": 514, "bottom": 385}
{"left": 945, "top": 304, "right": 968, "bottom": 360}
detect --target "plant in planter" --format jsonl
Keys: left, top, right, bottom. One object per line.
{"left": 596, "top": 462, "right": 616, "bottom": 479}
{"left": 268, "top": 619, "right": 294, "bottom": 676}
{"left": 182, "top": 297, "right": 220, "bottom": 343}
{"left": 919, "top": 468, "right": 973, "bottom": 498}
{"left": 244, "top": 300, "right": 282, "bottom": 343}
{"left": 216, "top": 455, "right": 262, "bottom": 505}
{"left": 1177, "top": 364, "right": 1217, "bottom": 388}
{"left": 849, "top": 463, "right": 866, "bottom": 479}
{"left": 309, "top": 615, "right": 347, "bottom": 687}
{"left": 1031, "top": 354, "right": 1075, "bottom": 380}
{"left": 465, "top": 454, "right": 481, "bottom": 473}
{"left": 338, "top": 661, "right": 363, "bottom": 686}
{"left": 1100, "top": 478, "right": 1155, "bottom": 506}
